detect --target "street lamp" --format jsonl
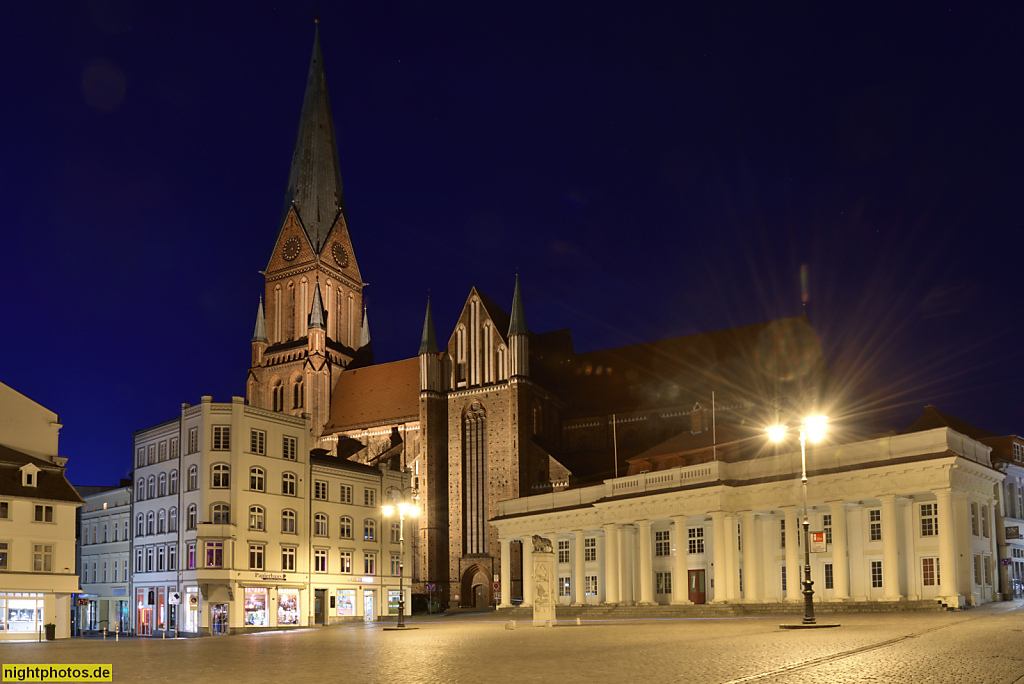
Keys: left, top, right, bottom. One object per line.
{"left": 382, "top": 495, "right": 419, "bottom": 630}
{"left": 767, "top": 414, "right": 828, "bottom": 626}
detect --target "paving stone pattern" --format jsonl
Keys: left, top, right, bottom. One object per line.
{"left": 2, "top": 601, "right": 1022, "bottom": 683}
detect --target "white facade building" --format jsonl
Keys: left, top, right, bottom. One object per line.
{"left": 493, "top": 427, "right": 1003, "bottom": 611}
{"left": 78, "top": 484, "right": 131, "bottom": 633}
{"left": 0, "top": 381, "right": 83, "bottom": 640}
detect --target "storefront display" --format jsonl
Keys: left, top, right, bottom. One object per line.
{"left": 388, "top": 590, "right": 401, "bottom": 615}
{"left": 0, "top": 594, "right": 44, "bottom": 632}
{"left": 243, "top": 588, "right": 267, "bottom": 627}
{"left": 185, "top": 588, "right": 199, "bottom": 633}
{"left": 277, "top": 590, "right": 299, "bottom": 625}
{"left": 336, "top": 589, "right": 355, "bottom": 617}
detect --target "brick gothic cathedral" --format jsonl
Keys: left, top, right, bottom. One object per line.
{"left": 245, "top": 27, "right": 830, "bottom": 608}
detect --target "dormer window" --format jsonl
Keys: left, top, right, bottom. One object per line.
{"left": 20, "top": 464, "right": 40, "bottom": 488}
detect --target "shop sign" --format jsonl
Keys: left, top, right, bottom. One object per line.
{"left": 256, "top": 573, "right": 287, "bottom": 581}
{"left": 1006, "top": 526, "right": 1021, "bottom": 540}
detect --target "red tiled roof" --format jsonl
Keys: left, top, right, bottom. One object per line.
{"left": 323, "top": 357, "right": 419, "bottom": 433}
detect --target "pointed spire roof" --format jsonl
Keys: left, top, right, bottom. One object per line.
{"left": 308, "top": 279, "right": 326, "bottom": 329}
{"left": 359, "top": 306, "right": 371, "bottom": 348}
{"left": 508, "top": 275, "right": 528, "bottom": 336}
{"left": 419, "top": 297, "right": 438, "bottom": 354}
{"left": 252, "top": 297, "right": 268, "bottom": 342}
{"left": 282, "top": 21, "right": 345, "bottom": 253}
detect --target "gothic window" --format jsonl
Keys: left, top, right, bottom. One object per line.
{"left": 287, "top": 281, "right": 296, "bottom": 341}
{"left": 336, "top": 287, "right": 344, "bottom": 343}
{"left": 463, "top": 401, "right": 488, "bottom": 555}
{"left": 272, "top": 378, "right": 284, "bottom": 412}
{"left": 293, "top": 375, "right": 304, "bottom": 409}
{"left": 274, "top": 284, "right": 282, "bottom": 343}
{"left": 456, "top": 326, "right": 467, "bottom": 386}
{"left": 300, "top": 278, "right": 309, "bottom": 337}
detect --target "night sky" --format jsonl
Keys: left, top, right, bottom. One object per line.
{"left": 2, "top": 3, "right": 1021, "bottom": 487}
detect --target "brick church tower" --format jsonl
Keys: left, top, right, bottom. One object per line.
{"left": 247, "top": 23, "right": 367, "bottom": 443}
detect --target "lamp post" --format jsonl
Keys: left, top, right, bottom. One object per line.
{"left": 382, "top": 495, "right": 419, "bottom": 630}
{"left": 768, "top": 415, "right": 827, "bottom": 626}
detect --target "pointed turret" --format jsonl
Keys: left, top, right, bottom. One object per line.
{"left": 281, "top": 21, "right": 345, "bottom": 253}
{"left": 308, "top": 279, "right": 326, "bottom": 330}
{"left": 252, "top": 297, "right": 268, "bottom": 343}
{"left": 419, "top": 298, "right": 441, "bottom": 392}
{"left": 419, "top": 298, "right": 439, "bottom": 355}
{"left": 508, "top": 276, "right": 529, "bottom": 378}
{"left": 359, "top": 306, "right": 371, "bottom": 349}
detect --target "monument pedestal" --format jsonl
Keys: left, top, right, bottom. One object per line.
{"left": 531, "top": 538, "right": 556, "bottom": 627}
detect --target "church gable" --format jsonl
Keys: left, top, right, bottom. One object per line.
{"left": 265, "top": 207, "right": 314, "bottom": 274}
{"left": 320, "top": 214, "right": 362, "bottom": 288}
{"left": 445, "top": 287, "right": 512, "bottom": 389}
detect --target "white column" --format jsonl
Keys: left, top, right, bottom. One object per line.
{"left": 879, "top": 494, "right": 903, "bottom": 600}
{"left": 935, "top": 489, "right": 958, "bottom": 605}
{"left": 740, "top": 512, "right": 760, "bottom": 602}
{"left": 783, "top": 507, "right": 800, "bottom": 602}
{"left": 671, "top": 515, "right": 690, "bottom": 605}
{"left": 603, "top": 523, "right": 619, "bottom": 604}
{"left": 499, "top": 538, "right": 513, "bottom": 608}
{"left": 521, "top": 536, "right": 534, "bottom": 608}
{"left": 573, "top": 530, "right": 586, "bottom": 605}
{"left": 711, "top": 512, "right": 727, "bottom": 603}
{"left": 621, "top": 526, "right": 635, "bottom": 605}
{"left": 725, "top": 514, "right": 740, "bottom": 601}
{"left": 637, "top": 520, "right": 654, "bottom": 605}
{"left": 829, "top": 501, "right": 850, "bottom": 600}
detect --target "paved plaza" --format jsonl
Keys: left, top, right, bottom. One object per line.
{"left": 3, "top": 601, "right": 1023, "bottom": 683}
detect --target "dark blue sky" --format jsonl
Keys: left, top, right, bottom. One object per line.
{"left": 2, "top": 3, "right": 1021, "bottom": 486}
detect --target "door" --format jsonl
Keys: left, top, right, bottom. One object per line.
{"left": 212, "top": 604, "right": 228, "bottom": 635}
{"left": 137, "top": 608, "right": 152, "bottom": 635}
{"left": 474, "top": 584, "right": 487, "bottom": 608}
{"left": 363, "top": 590, "right": 375, "bottom": 622}
{"left": 314, "top": 589, "right": 326, "bottom": 624}
{"left": 688, "top": 569, "right": 706, "bottom": 604}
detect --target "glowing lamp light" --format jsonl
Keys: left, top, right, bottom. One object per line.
{"left": 381, "top": 505, "right": 395, "bottom": 517}
{"left": 804, "top": 415, "right": 828, "bottom": 443}
{"left": 766, "top": 424, "right": 788, "bottom": 443}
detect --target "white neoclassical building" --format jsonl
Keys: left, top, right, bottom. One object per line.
{"left": 78, "top": 483, "right": 132, "bottom": 634}
{"left": 493, "top": 425, "right": 1004, "bottom": 611}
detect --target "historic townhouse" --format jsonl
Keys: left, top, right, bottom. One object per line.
{"left": 78, "top": 483, "right": 131, "bottom": 634}
{"left": 0, "top": 381, "right": 83, "bottom": 640}
{"left": 492, "top": 418, "right": 1004, "bottom": 611}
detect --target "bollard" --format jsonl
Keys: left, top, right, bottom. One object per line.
{"left": 115, "top": 625, "right": 119, "bottom": 642}
{"left": 103, "top": 628, "right": 106, "bottom": 640}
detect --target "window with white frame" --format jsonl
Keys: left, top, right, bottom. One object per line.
{"left": 971, "top": 502, "right": 979, "bottom": 536}
{"left": 249, "top": 544, "right": 265, "bottom": 571}
{"left": 824, "top": 563, "right": 833, "bottom": 589}
{"left": 339, "top": 550, "right": 352, "bottom": 573}
{"left": 283, "top": 435, "right": 297, "bottom": 461}
{"left": 135, "top": 548, "right": 144, "bottom": 572}
{"left": 157, "top": 509, "right": 166, "bottom": 533}
{"left": 148, "top": 476, "right": 156, "bottom": 499}
{"left": 146, "top": 511, "right": 154, "bottom": 535}
{"left": 187, "top": 465, "right": 198, "bottom": 490}
{"left": 282, "top": 510, "right": 296, "bottom": 534}
{"left": 213, "top": 426, "right": 230, "bottom": 450}
{"left": 187, "top": 505, "right": 197, "bottom": 530}
{"left": 158, "top": 441, "right": 167, "bottom": 462}
{"left": 869, "top": 509, "right": 881, "bottom": 541}
{"left": 314, "top": 480, "right": 328, "bottom": 501}
{"left": 282, "top": 472, "right": 297, "bottom": 496}
{"left": 250, "top": 467, "right": 265, "bottom": 492}
{"left": 390, "top": 522, "right": 400, "bottom": 543}
{"left": 340, "top": 516, "right": 353, "bottom": 539}
{"left": 391, "top": 554, "right": 401, "bottom": 576}
{"left": 137, "top": 478, "right": 145, "bottom": 501}
{"left": 146, "top": 547, "right": 154, "bottom": 571}
{"left": 655, "top": 530, "right": 671, "bottom": 557}
{"left": 364, "top": 489, "right": 376, "bottom": 507}
{"left": 339, "top": 484, "right": 353, "bottom": 504}
{"left": 974, "top": 555, "right": 982, "bottom": 584}
{"left": 249, "top": 506, "right": 265, "bottom": 531}
{"left": 157, "top": 546, "right": 165, "bottom": 571}
{"left": 212, "top": 464, "right": 229, "bottom": 488}
{"left": 822, "top": 514, "right": 832, "bottom": 544}
{"left": 169, "top": 507, "right": 178, "bottom": 532}
{"left": 188, "top": 544, "right": 196, "bottom": 570}
{"left": 364, "top": 519, "right": 375, "bottom": 541}
{"left": 212, "top": 503, "right": 230, "bottom": 525}
{"left": 250, "top": 429, "right": 266, "bottom": 455}
{"left": 983, "top": 556, "right": 991, "bottom": 585}
{"left": 188, "top": 427, "right": 198, "bottom": 453}
{"left": 168, "top": 544, "right": 176, "bottom": 571}
{"left": 781, "top": 565, "right": 787, "bottom": 591}
{"left": 158, "top": 473, "right": 167, "bottom": 496}
{"left": 871, "top": 560, "right": 883, "bottom": 588}
{"left": 981, "top": 506, "right": 989, "bottom": 538}
{"left": 922, "top": 557, "right": 940, "bottom": 586}
{"left": 170, "top": 470, "right": 178, "bottom": 494}
{"left": 34, "top": 504, "right": 53, "bottom": 523}
{"left": 314, "top": 513, "right": 328, "bottom": 536}
{"left": 688, "top": 527, "right": 704, "bottom": 554}
{"left": 558, "top": 577, "right": 570, "bottom": 597}
{"left": 586, "top": 575, "right": 598, "bottom": 596}
{"left": 282, "top": 546, "right": 296, "bottom": 571}
{"left": 656, "top": 571, "right": 672, "bottom": 594}
{"left": 584, "top": 537, "right": 597, "bottom": 561}
{"left": 363, "top": 552, "right": 375, "bottom": 575}
{"left": 920, "top": 503, "right": 938, "bottom": 536}
{"left": 136, "top": 513, "right": 145, "bottom": 536}
{"left": 206, "top": 542, "right": 223, "bottom": 568}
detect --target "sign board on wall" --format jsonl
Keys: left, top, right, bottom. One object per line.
{"left": 809, "top": 531, "right": 827, "bottom": 553}
{"left": 1006, "top": 526, "right": 1021, "bottom": 540}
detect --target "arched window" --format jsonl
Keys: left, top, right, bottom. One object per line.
{"left": 212, "top": 503, "right": 230, "bottom": 525}
{"left": 147, "top": 475, "right": 156, "bottom": 499}
{"left": 287, "top": 281, "right": 295, "bottom": 341}
{"left": 337, "top": 287, "right": 344, "bottom": 342}
{"left": 188, "top": 465, "right": 198, "bottom": 490}
{"left": 293, "top": 376, "right": 304, "bottom": 409}
{"left": 158, "top": 473, "right": 167, "bottom": 497}
{"left": 169, "top": 507, "right": 178, "bottom": 532}
{"left": 250, "top": 467, "right": 265, "bottom": 492}
{"left": 282, "top": 509, "right": 296, "bottom": 534}
{"left": 146, "top": 511, "right": 155, "bottom": 535}
{"left": 249, "top": 505, "right": 265, "bottom": 531}
{"left": 314, "top": 513, "right": 328, "bottom": 536}
{"left": 157, "top": 509, "right": 166, "bottom": 534}
{"left": 187, "top": 504, "right": 197, "bottom": 530}
{"left": 136, "top": 478, "right": 145, "bottom": 501}
{"left": 463, "top": 401, "right": 488, "bottom": 554}
{"left": 169, "top": 470, "right": 178, "bottom": 494}
{"left": 212, "top": 463, "right": 229, "bottom": 488}
{"left": 272, "top": 378, "right": 284, "bottom": 412}
{"left": 339, "top": 516, "right": 353, "bottom": 539}
{"left": 300, "top": 277, "right": 309, "bottom": 337}
{"left": 390, "top": 521, "right": 401, "bottom": 543}
{"left": 136, "top": 513, "right": 144, "bottom": 537}
{"left": 274, "top": 284, "right": 282, "bottom": 343}
{"left": 363, "top": 519, "right": 375, "bottom": 541}
{"left": 282, "top": 472, "right": 297, "bottom": 496}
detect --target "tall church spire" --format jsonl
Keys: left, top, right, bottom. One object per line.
{"left": 282, "top": 21, "right": 345, "bottom": 252}
{"left": 508, "top": 275, "right": 527, "bottom": 336}
{"left": 359, "top": 306, "right": 371, "bottom": 349}
{"left": 252, "top": 297, "right": 268, "bottom": 343}
{"left": 419, "top": 297, "right": 438, "bottom": 355}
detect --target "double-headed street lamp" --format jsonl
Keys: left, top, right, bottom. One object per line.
{"left": 382, "top": 494, "right": 419, "bottom": 630}
{"left": 767, "top": 414, "right": 828, "bottom": 626}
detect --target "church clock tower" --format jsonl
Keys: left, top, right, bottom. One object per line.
{"left": 247, "top": 22, "right": 366, "bottom": 444}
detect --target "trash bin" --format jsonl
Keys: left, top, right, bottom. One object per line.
{"left": 44, "top": 624, "right": 56, "bottom": 641}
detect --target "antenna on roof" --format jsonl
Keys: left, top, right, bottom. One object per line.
{"left": 800, "top": 264, "right": 809, "bottom": 315}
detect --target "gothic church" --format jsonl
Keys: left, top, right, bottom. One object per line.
{"left": 245, "top": 26, "right": 830, "bottom": 608}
